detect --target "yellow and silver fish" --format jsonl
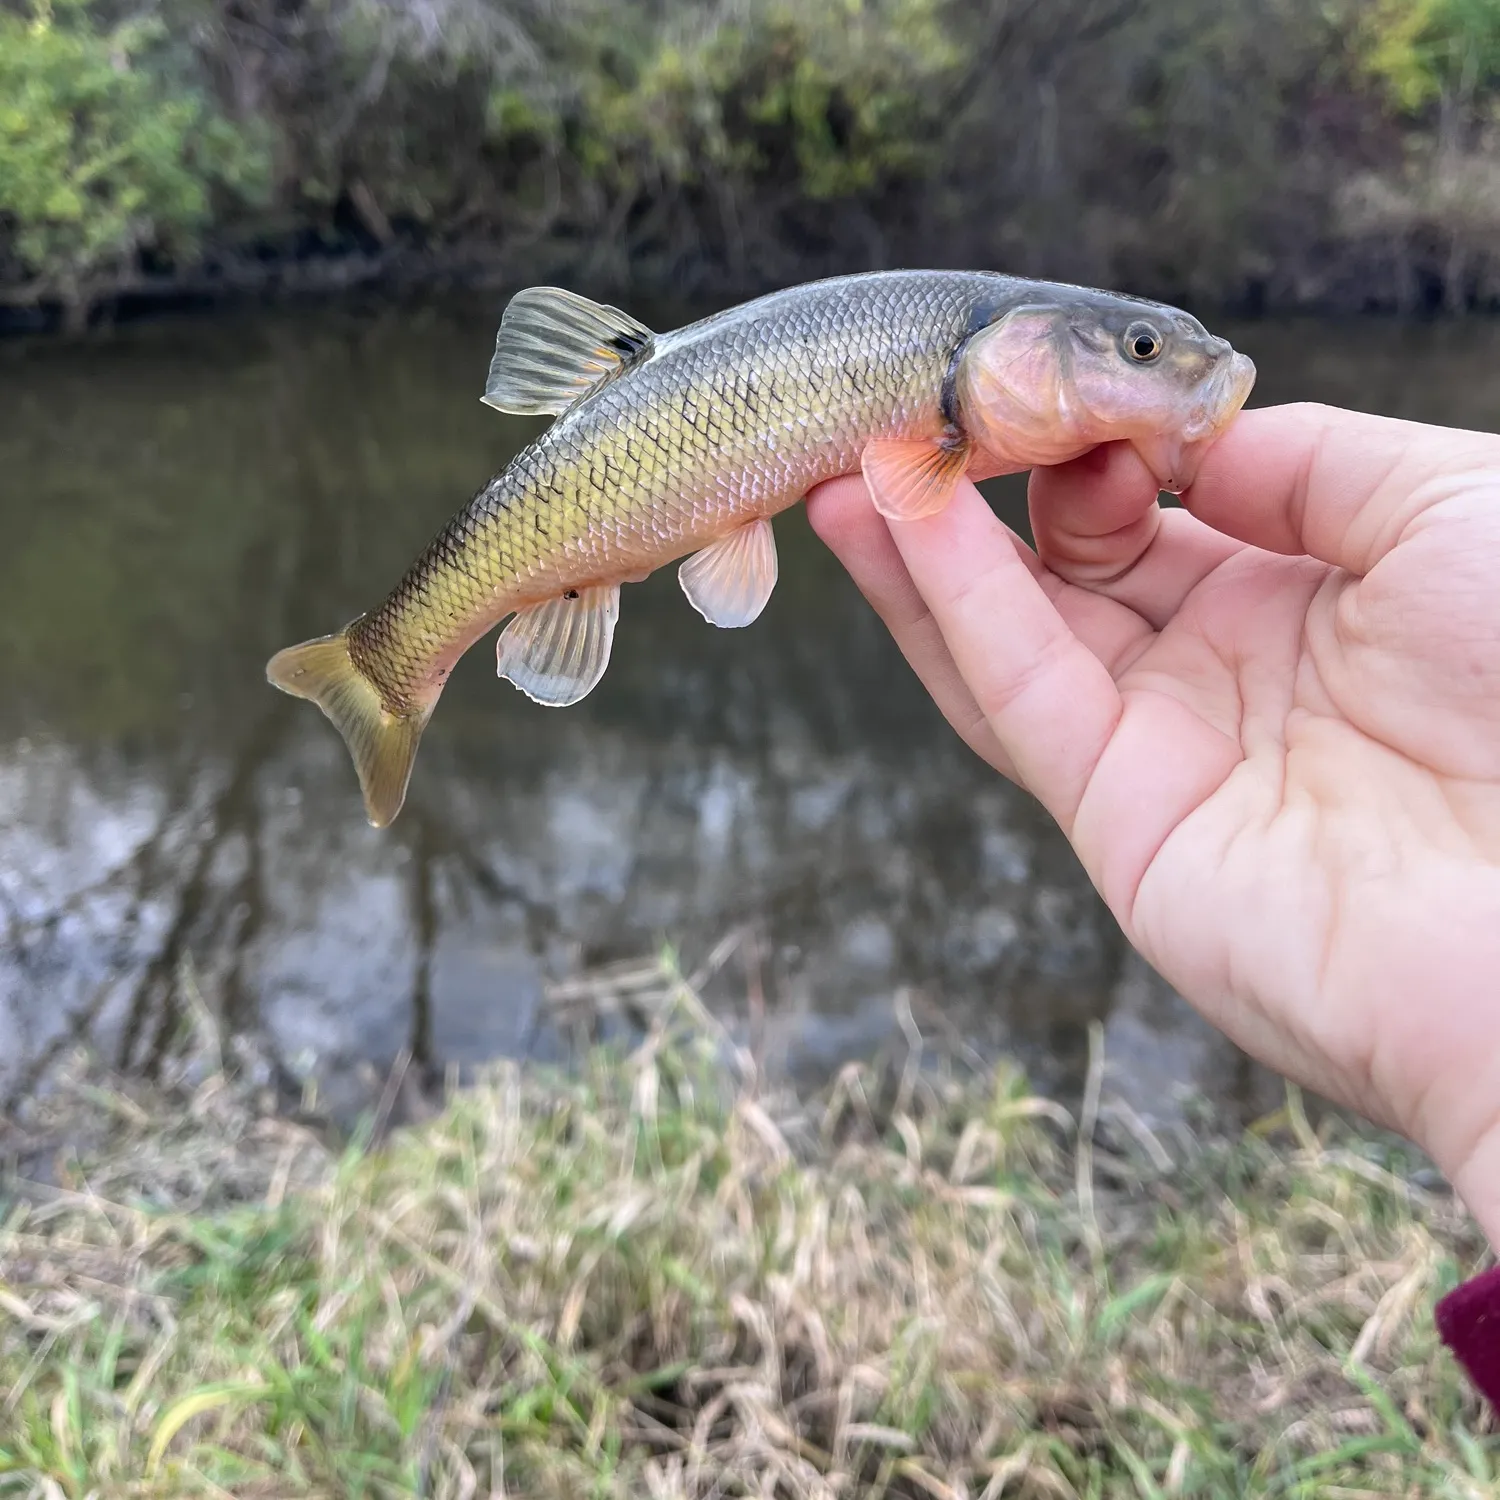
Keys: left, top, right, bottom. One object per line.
{"left": 267, "top": 270, "right": 1256, "bottom": 826}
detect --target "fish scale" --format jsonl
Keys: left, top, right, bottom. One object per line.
{"left": 269, "top": 268, "right": 1255, "bottom": 826}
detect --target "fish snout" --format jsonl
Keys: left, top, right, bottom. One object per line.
{"left": 1135, "top": 348, "right": 1256, "bottom": 493}
{"left": 1186, "top": 347, "right": 1256, "bottom": 439}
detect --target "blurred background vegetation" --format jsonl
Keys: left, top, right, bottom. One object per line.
{"left": 3, "top": 0, "right": 1500, "bottom": 324}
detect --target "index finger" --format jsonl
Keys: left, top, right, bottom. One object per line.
{"left": 1182, "top": 402, "right": 1500, "bottom": 575}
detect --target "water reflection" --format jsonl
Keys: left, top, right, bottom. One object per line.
{"left": 3, "top": 299, "right": 1498, "bottom": 1125}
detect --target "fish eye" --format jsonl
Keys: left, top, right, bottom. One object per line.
{"left": 1123, "top": 321, "right": 1164, "bottom": 363}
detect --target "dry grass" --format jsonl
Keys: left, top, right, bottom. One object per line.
{"left": 1, "top": 948, "right": 1495, "bottom": 1498}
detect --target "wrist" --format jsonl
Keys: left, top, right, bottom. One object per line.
{"left": 1447, "top": 1116, "right": 1500, "bottom": 1250}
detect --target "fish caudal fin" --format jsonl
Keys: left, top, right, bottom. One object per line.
{"left": 266, "top": 632, "right": 428, "bottom": 828}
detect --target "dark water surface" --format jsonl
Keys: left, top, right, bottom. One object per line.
{"left": 3, "top": 298, "right": 1497, "bottom": 1125}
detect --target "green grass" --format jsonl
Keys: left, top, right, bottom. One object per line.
{"left": 1, "top": 954, "right": 1494, "bottom": 1497}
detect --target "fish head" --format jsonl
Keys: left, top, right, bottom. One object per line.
{"left": 958, "top": 293, "right": 1256, "bottom": 492}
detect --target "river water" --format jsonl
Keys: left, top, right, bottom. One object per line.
{"left": 2, "top": 296, "right": 1496, "bottom": 1126}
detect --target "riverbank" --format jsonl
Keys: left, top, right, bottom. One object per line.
{"left": 7, "top": 0, "right": 1500, "bottom": 333}
{"left": 1, "top": 952, "right": 1492, "bottom": 1497}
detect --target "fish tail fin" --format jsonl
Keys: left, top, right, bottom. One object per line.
{"left": 266, "top": 630, "right": 428, "bottom": 828}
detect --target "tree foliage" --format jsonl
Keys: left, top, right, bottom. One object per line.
{"left": 6, "top": 0, "right": 1500, "bottom": 317}
{"left": 1360, "top": 0, "right": 1500, "bottom": 110}
{"left": 0, "top": 0, "right": 269, "bottom": 305}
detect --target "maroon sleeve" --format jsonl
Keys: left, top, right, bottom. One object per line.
{"left": 1436, "top": 1265, "right": 1500, "bottom": 1407}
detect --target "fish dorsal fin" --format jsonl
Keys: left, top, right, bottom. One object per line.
{"left": 482, "top": 287, "right": 654, "bottom": 416}
{"left": 861, "top": 433, "right": 973, "bottom": 521}
{"left": 679, "top": 519, "right": 779, "bottom": 628}
{"left": 495, "top": 584, "right": 621, "bottom": 705}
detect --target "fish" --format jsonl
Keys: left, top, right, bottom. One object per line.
{"left": 266, "top": 269, "right": 1256, "bottom": 827}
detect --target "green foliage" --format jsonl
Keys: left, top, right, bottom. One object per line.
{"left": 1360, "top": 0, "right": 1500, "bottom": 110}
{"left": 526, "top": 0, "right": 961, "bottom": 199}
{"left": 738, "top": 0, "right": 960, "bottom": 197}
{"left": 0, "top": 0, "right": 269, "bottom": 299}
{"left": 6, "top": 0, "right": 1500, "bottom": 313}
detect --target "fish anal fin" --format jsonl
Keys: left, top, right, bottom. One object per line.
{"left": 266, "top": 631, "right": 428, "bottom": 828}
{"left": 496, "top": 584, "right": 621, "bottom": 705}
{"left": 679, "top": 518, "right": 779, "bottom": 628}
{"left": 862, "top": 432, "right": 973, "bottom": 521}
{"left": 482, "top": 287, "right": 655, "bottom": 417}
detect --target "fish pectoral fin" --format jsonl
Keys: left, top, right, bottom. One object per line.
{"left": 495, "top": 584, "right": 621, "bottom": 706}
{"left": 861, "top": 434, "right": 973, "bottom": 521}
{"left": 679, "top": 518, "right": 779, "bottom": 628}
{"left": 482, "top": 287, "right": 655, "bottom": 417}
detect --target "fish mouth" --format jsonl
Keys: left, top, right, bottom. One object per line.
{"left": 1216, "top": 350, "right": 1258, "bottom": 426}
{"left": 1133, "top": 350, "right": 1256, "bottom": 494}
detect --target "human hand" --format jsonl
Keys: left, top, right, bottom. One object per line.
{"left": 806, "top": 403, "right": 1500, "bottom": 1243}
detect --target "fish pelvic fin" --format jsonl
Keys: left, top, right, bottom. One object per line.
{"left": 680, "top": 519, "right": 779, "bottom": 627}
{"left": 266, "top": 631, "right": 429, "bottom": 829}
{"left": 482, "top": 287, "right": 655, "bottom": 417}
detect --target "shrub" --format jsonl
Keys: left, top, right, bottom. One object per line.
{"left": 0, "top": 0, "right": 269, "bottom": 309}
